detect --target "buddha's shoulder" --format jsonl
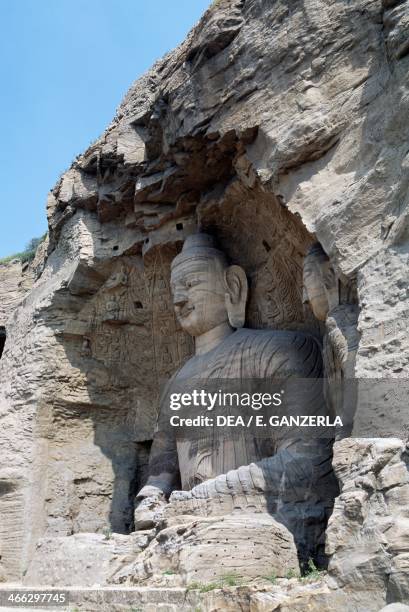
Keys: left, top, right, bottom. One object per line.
{"left": 235, "top": 328, "right": 322, "bottom": 375}
{"left": 236, "top": 327, "right": 319, "bottom": 350}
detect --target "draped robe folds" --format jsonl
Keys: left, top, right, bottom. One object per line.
{"left": 143, "top": 328, "right": 335, "bottom": 494}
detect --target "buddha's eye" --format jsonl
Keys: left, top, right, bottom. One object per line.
{"left": 186, "top": 279, "right": 201, "bottom": 289}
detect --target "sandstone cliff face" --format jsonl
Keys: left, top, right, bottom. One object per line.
{"left": 0, "top": 260, "right": 23, "bottom": 359}
{"left": 0, "top": 260, "right": 23, "bottom": 328}
{"left": 0, "top": 0, "right": 408, "bottom": 608}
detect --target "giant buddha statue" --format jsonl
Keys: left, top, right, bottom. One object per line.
{"left": 135, "top": 233, "right": 338, "bottom": 565}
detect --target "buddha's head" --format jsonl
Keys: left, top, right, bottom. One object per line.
{"left": 170, "top": 233, "right": 248, "bottom": 337}
{"left": 303, "top": 242, "right": 338, "bottom": 321}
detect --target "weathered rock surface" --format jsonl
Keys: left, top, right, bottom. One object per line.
{"left": 23, "top": 532, "right": 155, "bottom": 588}
{"left": 114, "top": 513, "right": 300, "bottom": 587}
{"left": 0, "top": 0, "right": 409, "bottom": 610}
{"left": 326, "top": 438, "right": 409, "bottom": 610}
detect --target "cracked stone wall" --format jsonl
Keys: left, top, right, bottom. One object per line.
{"left": 0, "top": 0, "right": 408, "bottom": 606}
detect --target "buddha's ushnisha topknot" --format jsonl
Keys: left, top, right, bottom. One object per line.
{"left": 171, "top": 233, "right": 228, "bottom": 269}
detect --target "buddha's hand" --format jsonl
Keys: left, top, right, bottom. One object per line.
{"left": 168, "top": 480, "right": 218, "bottom": 502}
{"left": 168, "top": 481, "right": 215, "bottom": 504}
{"left": 133, "top": 485, "right": 167, "bottom": 531}
{"left": 169, "top": 464, "right": 266, "bottom": 502}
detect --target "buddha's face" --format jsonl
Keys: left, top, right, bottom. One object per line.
{"left": 303, "top": 255, "right": 336, "bottom": 321}
{"left": 171, "top": 256, "right": 228, "bottom": 336}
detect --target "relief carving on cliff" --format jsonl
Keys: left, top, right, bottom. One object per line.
{"left": 63, "top": 254, "right": 193, "bottom": 401}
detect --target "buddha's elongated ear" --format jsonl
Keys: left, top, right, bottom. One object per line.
{"left": 224, "top": 265, "right": 248, "bottom": 328}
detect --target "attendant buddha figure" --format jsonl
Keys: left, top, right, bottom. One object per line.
{"left": 303, "top": 242, "right": 359, "bottom": 438}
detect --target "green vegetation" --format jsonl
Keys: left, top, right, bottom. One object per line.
{"left": 262, "top": 560, "right": 323, "bottom": 585}
{"left": 187, "top": 573, "right": 243, "bottom": 592}
{"left": 285, "top": 568, "right": 297, "bottom": 579}
{"left": 186, "top": 581, "right": 206, "bottom": 592}
{"left": 300, "top": 558, "right": 324, "bottom": 583}
{"left": 102, "top": 526, "right": 112, "bottom": 540}
{"left": 198, "top": 582, "right": 219, "bottom": 593}
{"left": 219, "top": 573, "right": 242, "bottom": 587}
{"left": 162, "top": 569, "right": 175, "bottom": 575}
{"left": 0, "top": 233, "right": 47, "bottom": 265}
{"left": 263, "top": 571, "right": 277, "bottom": 584}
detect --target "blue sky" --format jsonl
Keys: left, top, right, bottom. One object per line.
{"left": 0, "top": 0, "right": 210, "bottom": 258}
